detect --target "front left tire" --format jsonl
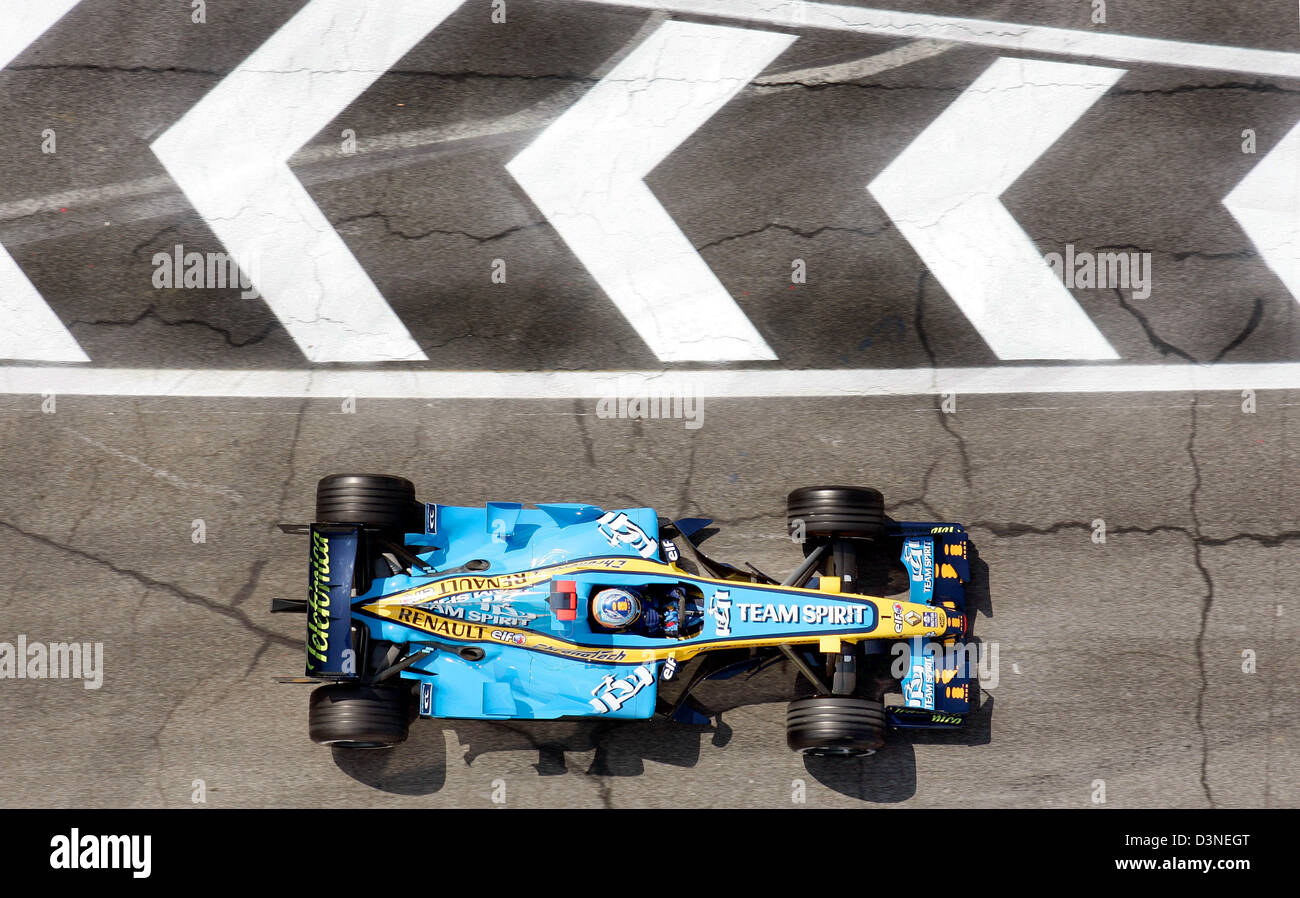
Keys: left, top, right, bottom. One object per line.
{"left": 787, "top": 485, "right": 886, "bottom": 541}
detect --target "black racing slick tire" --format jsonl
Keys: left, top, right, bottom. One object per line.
{"left": 308, "top": 684, "right": 410, "bottom": 749}
{"left": 787, "top": 485, "right": 886, "bottom": 540}
{"left": 315, "top": 474, "right": 419, "bottom": 531}
{"left": 786, "top": 696, "right": 885, "bottom": 757}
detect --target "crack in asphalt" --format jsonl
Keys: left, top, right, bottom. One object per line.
{"left": 589, "top": 771, "right": 616, "bottom": 809}
{"left": 149, "top": 674, "right": 206, "bottom": 806}
{"left": 1110, "top": 80, "right": 1300, "bottom": 97}
{"left": 0, "top": 519, "right": 298, "bottom": 649}
{"left": 7, "top": 63, "right": 224, "bottom": 76}
{"left": 1111, "top": 289, "right": 1266, "bottom": 365}
{"left": 333, "top": 210, "right": 544, "bottom": 244}
{"left": 1185, "top": 397, "right": 1216, "bottom": 808}
{"left": 1112, "top": 287, "right": 1198, "bottom": 362}
{"left": 231, "top": 559, "right": 269, "bottom": 608}
{"left": 677, "top": 444, "right": 700, "bottom": 518}
{"left": 13, "top": 57, "right": 1292, "bottom": 97}
{"left": 897, "top": 382, "right": 1281, "bottom": 808}
{"left": 573, "top": 398, "right": 597, "bottom": 468}
{"left": 465, "top": 720, "right": 628, "bottom": 806}
{"left": 4, "top": 64, "right": 599, "bottom": 83}
{"left": 129, "top": 223, "right": 184, "bottom": 261}
{"left": 752, "top": 78, "right": 1300, "bottom": 95}
{"left": 912, "top": 270, "right": 973, "bottom": 489}
{"left": 1212, "top": 297, "right": 1265, "bottom": 363}
{"left": 967, "top": 519, "right": 1300, "bottom": 549}
{"left": 273, "top": 399, "right": 311, "bottom": 529}
{"left": 1082, "top": 242, "right": 1259, "bottom": 264}
{"left": 694, "top": 220, "right": 894, "bottom": 252}
{"left": 68, "top": 305, "right": 279, "bottom": 349}
{"left": 913, "top": 269, "right": 937, "bottom": 367}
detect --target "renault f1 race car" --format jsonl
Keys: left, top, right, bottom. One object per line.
{"left": 271, "top": 475, "right": 977, "bottom": 757}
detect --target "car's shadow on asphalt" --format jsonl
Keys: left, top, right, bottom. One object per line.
{"left": 471, "top": 715, "right": 732, "bottom": 777}
{"left": 330, "top": 737, "right": 448, "bottom": 795}
{"left": 967, "top": 548, "right": 993, "bottom": 624}
{"left": 331, "top": 684, "right": 991, "bottom": 801}
{"left": 329, "top": 715, "right": 730, "bottom": 794}
{"left": 802, "top": 693, "right": 995, "bottom": 801}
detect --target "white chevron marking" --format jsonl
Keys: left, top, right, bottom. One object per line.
{"left": 869, "top": 58, "right": 1124, "bottom": 360}
{"left": 507, "top": 21, "right": 794, "bottom": 362}
{"left": 152, "top": 0, "right": 471, "bottom": 362}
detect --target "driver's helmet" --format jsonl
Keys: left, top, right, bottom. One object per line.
{"left": 591, "top": 587, "right": 643, "bottom": 630}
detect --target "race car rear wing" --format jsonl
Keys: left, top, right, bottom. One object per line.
{"left": 303, "top": 524, "right": 360, "bottom": 678}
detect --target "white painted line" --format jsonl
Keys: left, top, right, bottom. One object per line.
{"left": 507, "top": 21, "right": 793, "bottom": 362}
{"left": 1, "top": 364, "right": 1298, "bottom": 398}
{"left": 60, "top": 429, "right": 245, "bottom": 502}
{"left": 577, "top": 0, "right": 1300, "bottom": 79}
{"left": 754, "top": 38, "right": 953, "bottom": 89}
{"left": 0, "top": 110, "right": 555, "bottom": 226}
{"left": 0, "top": 174, "right": 177, "bottom": 224}
{"left": 869, "top": 58, "right": 1123, "bottom": 360}
{"left": 1225, "top": 118, "right": 1300, "bottom": 310}
{"left": 0, "top": 0, "right": 91, "bottom": 362}
{"left": 151, "top": 0, "right": 470, "bottom": 363}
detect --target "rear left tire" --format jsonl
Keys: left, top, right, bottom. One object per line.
{"left": 315, "top": 473, "right": 420, "bottom": 533}
{"left": 308, "top": 683, "right": 410, "bottom": 749}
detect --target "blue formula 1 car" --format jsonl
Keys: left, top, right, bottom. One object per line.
{"left": 271, "top": 476, "right": 977, "bottom": 757}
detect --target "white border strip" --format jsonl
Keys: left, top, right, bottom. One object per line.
{"left": 0, "top": 365, "right": 1295, "bottom": 398}
{"left": 574, "top": 0, "right": 1300, "bottom": 79}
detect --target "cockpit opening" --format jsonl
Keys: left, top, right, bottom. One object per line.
{"left": 589, "top": 583, "right": 705, "bottom": 639}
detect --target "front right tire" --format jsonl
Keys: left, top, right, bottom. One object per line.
{"left": 786, "top": 695, "right": 885, "bottom": 757}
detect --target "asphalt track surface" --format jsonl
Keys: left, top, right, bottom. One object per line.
{"left": 1, "top": 0, "right": 1298, "bottom": 807}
